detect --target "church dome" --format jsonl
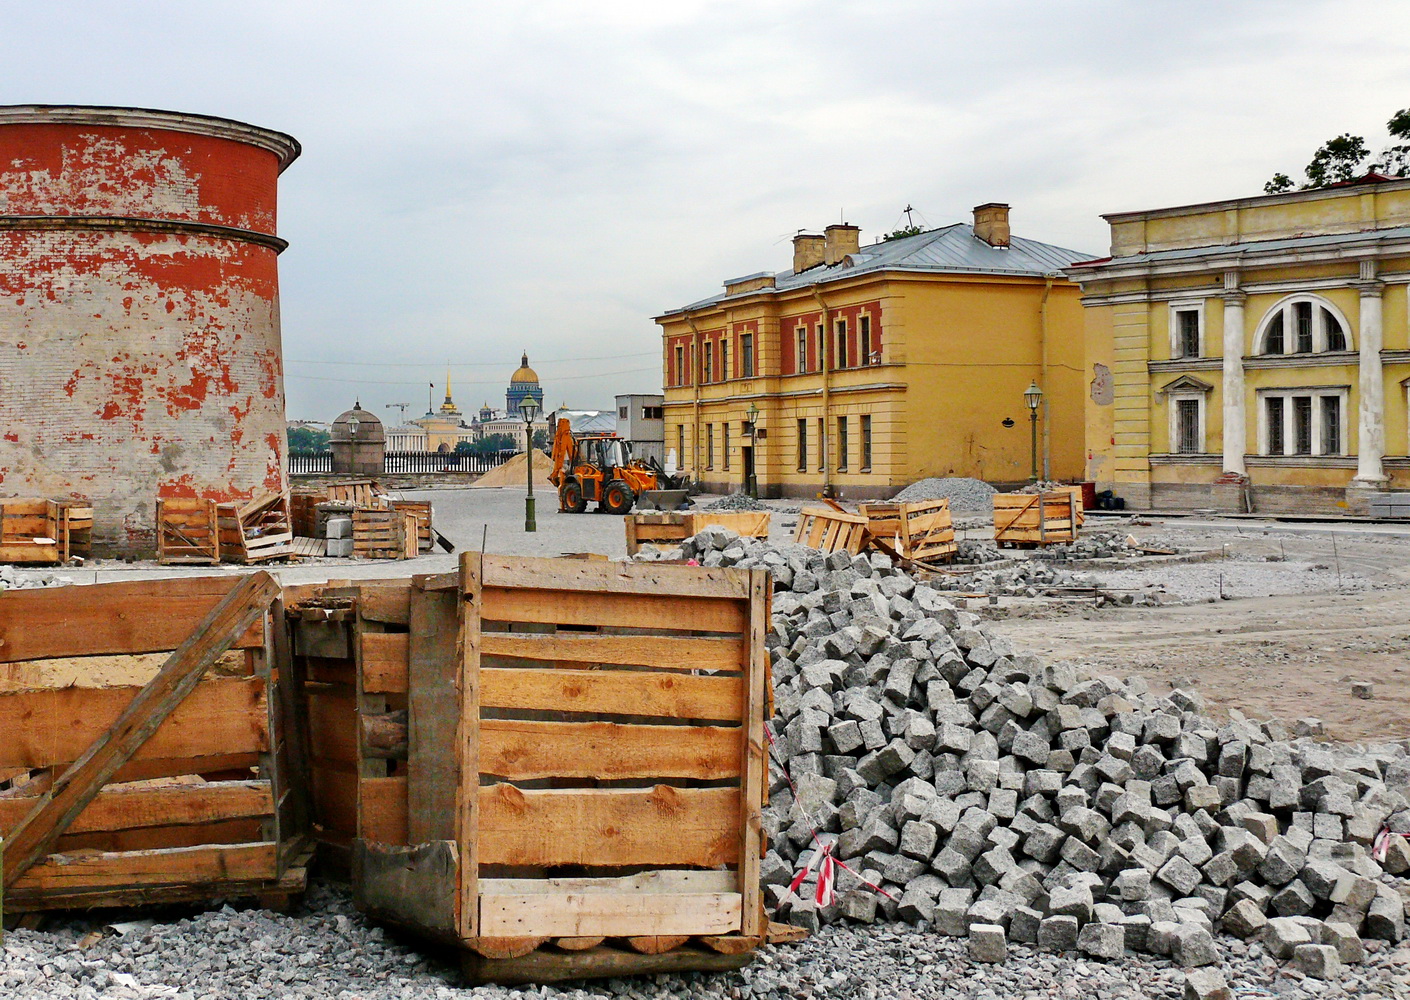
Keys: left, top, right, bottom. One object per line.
{"left": 510, "top": 352, "right": 539, "bottom": 384}
{"left": 329, "top": 401, "right": 384, "bottom": 443}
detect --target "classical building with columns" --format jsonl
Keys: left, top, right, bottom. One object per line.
{"left": 1067, "top": 175, "right": 1410, "bottom": 513}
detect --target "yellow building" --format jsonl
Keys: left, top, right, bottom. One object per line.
{"left": 1068, "top": 174, "right": 1410, "bottom": 513}
{"left": 655, "top": 206, "right": 1092, "bottom": 497}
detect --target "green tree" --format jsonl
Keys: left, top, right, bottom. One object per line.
{"left": 288, "top": 426, "right": 330, "bottom": 450}
{"left": 457, "top": 433, "right": 518, "bottom": 456}
{"left": 532, "top": 427, "right": 549, "bottom": 450}
{"left": 882, "top": 224, "right": 925, "bottom": 242}
{"left": 1265, "top": 110, "right": 1410, "bottom": 192}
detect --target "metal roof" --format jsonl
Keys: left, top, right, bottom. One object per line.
{"left": 1069, "top": 224, "right": 1410, "bottom": 271}
{"left": 667, "top": 224, "right": 1093, "bottom": 314}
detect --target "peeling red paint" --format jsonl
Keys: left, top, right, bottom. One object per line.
{"left": 3, "top": 432, "right": 17, "bottom": 442}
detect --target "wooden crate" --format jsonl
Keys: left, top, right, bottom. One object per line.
{"left": 0, "top": 575, "right": 310, "bottom": 911}
{"left": 352, "top": 509, "right": 418, "bottom": 560}
{"left": 318, "top": 555, "right": 769, "bottom": 982}
{"left": 388, "top": 500, "right": 434, "bottom": 553}
{"left": 992, "top": 491, "right": 1080, "bottom": 547}
{"left": 858, "top": 499, "right": 956, "bottom": 565}
{"left": 327, "top": 480, "right": 388, "bottom": 508}
{"left": 0, "top": 498, "right": 91, "bottom": 564}
{"left": 218, "top": 494, "right": 295, "bottom": 564}
{"left": 156, "top": 498, "right": 221, "bottom": 565}
{"left": 793, "top": 506, "right": 868, "bottom": 555}
{"left": 289, "top": 491, "right": 328, "bottom": 538}
{"left": 623, "top": 510, "right": 771, "bottom": 556}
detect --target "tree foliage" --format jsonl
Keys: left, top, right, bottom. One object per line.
{"left": 1265, "top": 109, "right": 1410, "bottom": 193}
{"left": 532, "top": 427, "right": 549, "bottom": 450}
{"left": 288, "top": 426, "right": 330, "bottom": 451}
{"left": 455, "top": 432, "right": 518, "bottom": 456}
{"left": 882, "top": 224, "right": 925, "bottom": 242}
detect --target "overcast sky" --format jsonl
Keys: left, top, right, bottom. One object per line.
{"left": 10, "top": 1, "right": 1410, "bottom": 421}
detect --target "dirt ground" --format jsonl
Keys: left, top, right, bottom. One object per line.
{"left": 985, "top": 519, "right": 1410, "bottom": 744}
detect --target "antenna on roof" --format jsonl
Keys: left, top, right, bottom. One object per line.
{"left": 904, "top": 204, "right": 916, "bottom": 228}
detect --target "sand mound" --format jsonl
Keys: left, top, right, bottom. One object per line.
{"left": 472, "top": 450, "right": 555, "bottom": 490}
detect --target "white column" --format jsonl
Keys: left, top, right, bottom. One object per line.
{"left": 1221, "top": 276, "right": 1246, "bottom": 474}
{"left": 1355, "top": 261, "right": 1387, "bottom": 484}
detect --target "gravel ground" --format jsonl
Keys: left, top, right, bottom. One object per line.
{"left": 891, "top": 478, "right": 998, "bottom": 511}
{"left": 1092, "top": 559, "right": 1374, "bottom": 604}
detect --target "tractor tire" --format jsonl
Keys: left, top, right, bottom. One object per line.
{"left": 560, "top": 480, "right": 588, "bottom": 513}
{"left": 601, "top": 479, "right": 635, "bottom": 515}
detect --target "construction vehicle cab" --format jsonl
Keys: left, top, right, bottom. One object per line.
{"left": 549, "top": 417, "right": 666, "bottom": 514}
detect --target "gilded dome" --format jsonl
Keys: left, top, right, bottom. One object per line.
{"left": 510, "top": 351, "right": 539, "bottom": 384}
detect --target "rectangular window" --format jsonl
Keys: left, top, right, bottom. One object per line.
{"left": 836, "top": 319, "right": 848, "bottom": 369}
{"left": 674, "top": 345, "right": 684, "bottom": 386}
{"left": 1175, "top": 309, "right": 1200, "bottom": 358}
{"left": 703, "top": 344, "right": 713, "bottom": 383}
{"left": 1295, "top": 301, "right": 1314, "bottom": 353}
{"left": 1293, "top": 396, "right": 1313, "bottom": 454}
{"left": 797, "top": 418, "right": 807, "bottom": 472}
{"left": 817, "top": 417, "right": 825, "bottom": 471}
{"left": 1175, "top": 399, "right": 1200, "bottom": 454}
{"left": 740, "top": 333, "right": 754, "bottom": 378}
{"left": 705, "top": 423, "right": 714, "bottom": 469}
{"left": 618, "top": 405, "right": 628, "bottom": 419}
{"left": 1266, "top": 397, "right": 1285, "bottom": 454}
{"left": 796, "top": 328, "right": 807, "bottom": 373}
{"left": 860, "top": 316, "right": 872, "bottom": 365}
{"left": 677, "top": 425, "right": 685, "bottom": 465}
{"left": 722, "top": 423, "right": 730, "bottom": 470}
{"left": 1322, "top": 396, "right": 1341, "bottom": 454}
{"left": 861, "top": 414, "right": 872, "bottom": 470}
{"left": 837, "top": 416, "right": 848, "bottom": 471}
{"left": 643, "top": 406, "right": 663, "bottom": 420}
{"left": 817, "top": 324, "right": 825, "bottom": 371}
{"left": 720, "top": 340, "right": 729, "bottom": 381}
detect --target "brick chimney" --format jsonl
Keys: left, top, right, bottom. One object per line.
{"left": 792, "top": 232, "right": 825, "bottom": 273}
{"left": 972, "top": 203, "right": 1011, "bottom": 247}
{"left": 824, "top": 223, "right": 861, "bottom": 265}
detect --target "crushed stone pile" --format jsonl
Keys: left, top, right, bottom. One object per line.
{"left": 0, "top": 565, "right": 72, "bottom": 590}
{"left": 891, "top": 477, "right": 998, "bottom": 512}
{"left": 1034, "top": 531, "right": 1180, "bottom": 563}
{"left": 469, "top": 450, "right": 554, "bottom": 490}
{"left": 653, "top": 526, "right": 1410, "bottom": 977}
{"left": 706, "top": 492, "right": 769, "bottom": 511}
{"left": 956, "top": 540, "right": 1006, "bottom": 564}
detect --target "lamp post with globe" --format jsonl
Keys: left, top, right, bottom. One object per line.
{"left": 519, "top": 396, "right": 540, "bottom": 531}
{"left": 1023, "top": 381, "right": 1043, "bottom": 484}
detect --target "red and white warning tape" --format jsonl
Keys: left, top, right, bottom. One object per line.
{"left": 1372, "top": 824, "right": 1408, "bottom": 863}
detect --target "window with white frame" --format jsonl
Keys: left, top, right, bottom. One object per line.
{"left": 1168, "top": 393, "right": 1205, "bottom": 454}
{"left": 1170, "top": 302, "right": 1203, "bottom": 359}
{"left": 796, "top": 328, "right": 807, "bottom": 373}
{"left": 859, "top": 315, "right": 873, "bottom": 365}
{"left": 835, "top": 319, "right": 848, "bottom": 369}
{"left": 1257, "top": 295, "right": 1351, "bottom": 356}
{"left": 1258, "top": 388, "right": 1348, "bottom": 456}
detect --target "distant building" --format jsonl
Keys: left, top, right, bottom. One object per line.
{"left": 616, "top": 393, "right": 665, "bottom": 465}
{"left": 409, "top": 355, "right": 549, "bottom": 451}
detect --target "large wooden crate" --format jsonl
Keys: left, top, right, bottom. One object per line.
{"left": 327, "top": 480, "right": 389, "bottom": 508}
{"left": 0, "top": 575, "right": 310, "bottom": 911}
{"left": 858, "top": 498, "right": 956, "bottom": 565}
{"left": 218, "top": 493, "right": 295, "bottom": 564}
{"left": 307, "top": 555, "right": 769, "bottom": 981}
{"left": 352, "top": 509, "right": 419, "bottom": 560}
{"left": 623, "top": 510, "right": 771, "bottom": 556}
{"left": 388, "top": 500, "right": 434, "bottom": 553}
{"left": 793, "top": 506, "right": 868, "bottom": 555}
{"left": 0, "top": 498, "right": 91, "bottom": 564}
{"left": 156, "top": 498, "right": 221, "bottom": 565}
{"left": 992, "top": 491, "right": 1080, "bottom": 546}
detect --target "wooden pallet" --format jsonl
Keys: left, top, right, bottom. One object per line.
{"left": 0, "top": 498, "right": 91, "bottom": 564}
{"left": 290, "top": 536, "right": 328, "bottom": 558}
{"left": 352, "top": 509, "right": 418, "bottom": 560}
{"left": 858, "top": 498, "right": 956, "bottom": 565}
{"left": 218, "top": 493, "right": 295, "bottom": 564}
{"left": 992, "top": 491, "right": 1080, "bottom": 547}
{"left": 327, "top": 480, "right": 388, "bottom": 508}
{"left": 296, "top": 555, "right": 770, "bottom": 982}
{"left": 794, "top": 506, "right": 868, "bottom": 555}
{"left": 156, "top": 498, "right": 221, "bottom": 565}
{"left": 0, "top": 575, "right": 310, "bottom": 912}
{"left": 623, "top": 510, "right": 771, "bottom": 556}
{"left": 387, "top": 500, "right": 433, "bottom": 553}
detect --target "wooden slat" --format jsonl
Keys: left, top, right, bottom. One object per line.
{"left": 359, "top": 776, "right": 408, "bottom": 845}
{"left": 461, "top": 943, "right": 752, "bottom": 985}
{"left": 481, "top": 555, "right": 752, "bottom": 601}
{"left": 480, "top": 633, "right": 746, "bottom": 672}
{"left": 480, "top": 870, "right": 736, "bottom": 895}
{"left": 407, "top": 582, "right": 461, "bottom": 843}
{"left": 477, "top": 784, "right": 738, "bottom": 867}
{"left": 482, "top": 588, "right": 746, "bottom": 634}
{"left": 0, "top": 677, "right": 268, "bottom": 769}
{"left": 361, "top": 632, "right": 409, "bottom": 692}
{"left": 0, "top": 780, "right": 272, "bottom": 836}
{"left": 479, "top": 720, "right": 740, "bottom": 781}
{"left": 355, "top": 839, "right": 458, "bottom": 936}
{"left": 2, "top": 572, "right": 281, "bottom": 890}
{"left": 54, "top": 817, "right": 263, "bottom": 854}
{"left": 0, "top": 576, "right": 265, "bottom": 663}
{"left": 357, "top": 583, "right": 413, "bottom": 625}
{"left": 14, "top": 842, "right": 278, "bottom": 892}
{"left": 306, "top": 688, "right": 358, "bottom": 765}
{"left": 312, "top": 765, "right": 358, "bottom": 838}
{"left": 480, "top": 668, "right": 742, "bottom": 721}
{"left": 458, "top": 551, "right": 484, "bottom": 940}
{"left": 479, "top": 891, "right": 742, "bottom": 937}
{"left": 739, "top": 569, "right": 768, "bottom": 938}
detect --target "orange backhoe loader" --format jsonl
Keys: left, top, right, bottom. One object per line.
{"left": 548, "top": 417, "right": 681, "bottom": 514}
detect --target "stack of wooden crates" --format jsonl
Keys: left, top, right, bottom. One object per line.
{"left": 0, "top": 498, "right": 92, "bottom": 564}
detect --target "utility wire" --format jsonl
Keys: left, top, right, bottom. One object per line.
{"left": 285, "top": 351, "right": 649, "bottom": 368}
{"left": 285, "top": 366, "right": 658, "bottom": 387}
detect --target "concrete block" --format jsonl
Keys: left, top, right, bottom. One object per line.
{"left": 326, "top": 537, "right": 354, "bottom": 557}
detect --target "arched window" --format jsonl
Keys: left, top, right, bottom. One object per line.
{"left": 1256, "top": 295, "right": 1352, "bottom": 356}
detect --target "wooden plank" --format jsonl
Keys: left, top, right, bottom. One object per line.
{"left": 357, "top": 583, "right": 413, "bottom": 625}
{"left": 0, "top": 781, "right": 273, "bottom": 836}
{"left": 480, "top": 668, "right": 742, "bottom": 721}
{"left": 305, "top": 687, "right": 358, "bottom": 765}
{"left": 6, "top": 861, "right": 305, "bottom": 911}
{"left": 2, "top": 571, "right": 281, "bottom": 890}
{"left": 481, "top": 555, "right": 751, "bottom": 601}
{"left": 0, "top": 677, "right": 268, "bottom": 769}
{"left": 480, "top": 720, "right": 740, "bottom": 781}
{"left": 624, "top": 935, "right": 691, "bottom": 954}
{"left": 479, "top": 870, "right": 737, "bottom": 896}
{"left": 462, "top": 943, "right": 752, "bottom": 985}
{"left": 0, "top": 576, "right": 264, "bottom": 663}
{"left": 52, "top": 816, "right": 263, "bottom": 854}
{"left": 311, "top": 765, "right": 358, "bottom": 838}
{"left": 458, "top": 551, "right": 484, "bottom": 940}
{"left": 477, "top": 784, "right": 738, "bottom": 867}
{"left": 110, "top": 752, "right": 260, "bottom": 784}
{"left": 739, "top": 569, "right": 768, "bottom": 938}
{"left": 361, "top": 632, "right": 409, "bottom": 692}
{"left": 13, "top": 842, "right": 278, "bottom": 892}
{"left": 271, "top": 595, "right": 312, "bottom": 855}
{"left": 354, "top": 839, "right": 458, "bottom": 937}
{"left": 482, "top": 588, "right": 746, "bottom": 634}
{"left": 359, "top": 776, "right": 408, "bottom": 845}
{"left": 479, "top": 892, "right": 741, "bottom": 937}
{"left": 407, "top": 582, "right": 460, "bottom": 843}
{"left": 480, "top": 633, "right": 745, "bottom": 673}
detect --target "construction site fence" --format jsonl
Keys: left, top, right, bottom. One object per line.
{"left": 288, "top": 450, "right": 518, "bottom": 476}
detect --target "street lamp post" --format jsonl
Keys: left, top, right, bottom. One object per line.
{"left": 519, "top": 396, "right": 540, "bottom": 532}
{"left": 745, "top": 402, "right": 759, "bottom": 499}
{"left": 1023, "top": 381, "right": 1043, "bottom": 484}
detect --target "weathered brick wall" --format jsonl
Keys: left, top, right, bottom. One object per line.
{"left": 0, "top": 108, "right": 298, "bottom": 555}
